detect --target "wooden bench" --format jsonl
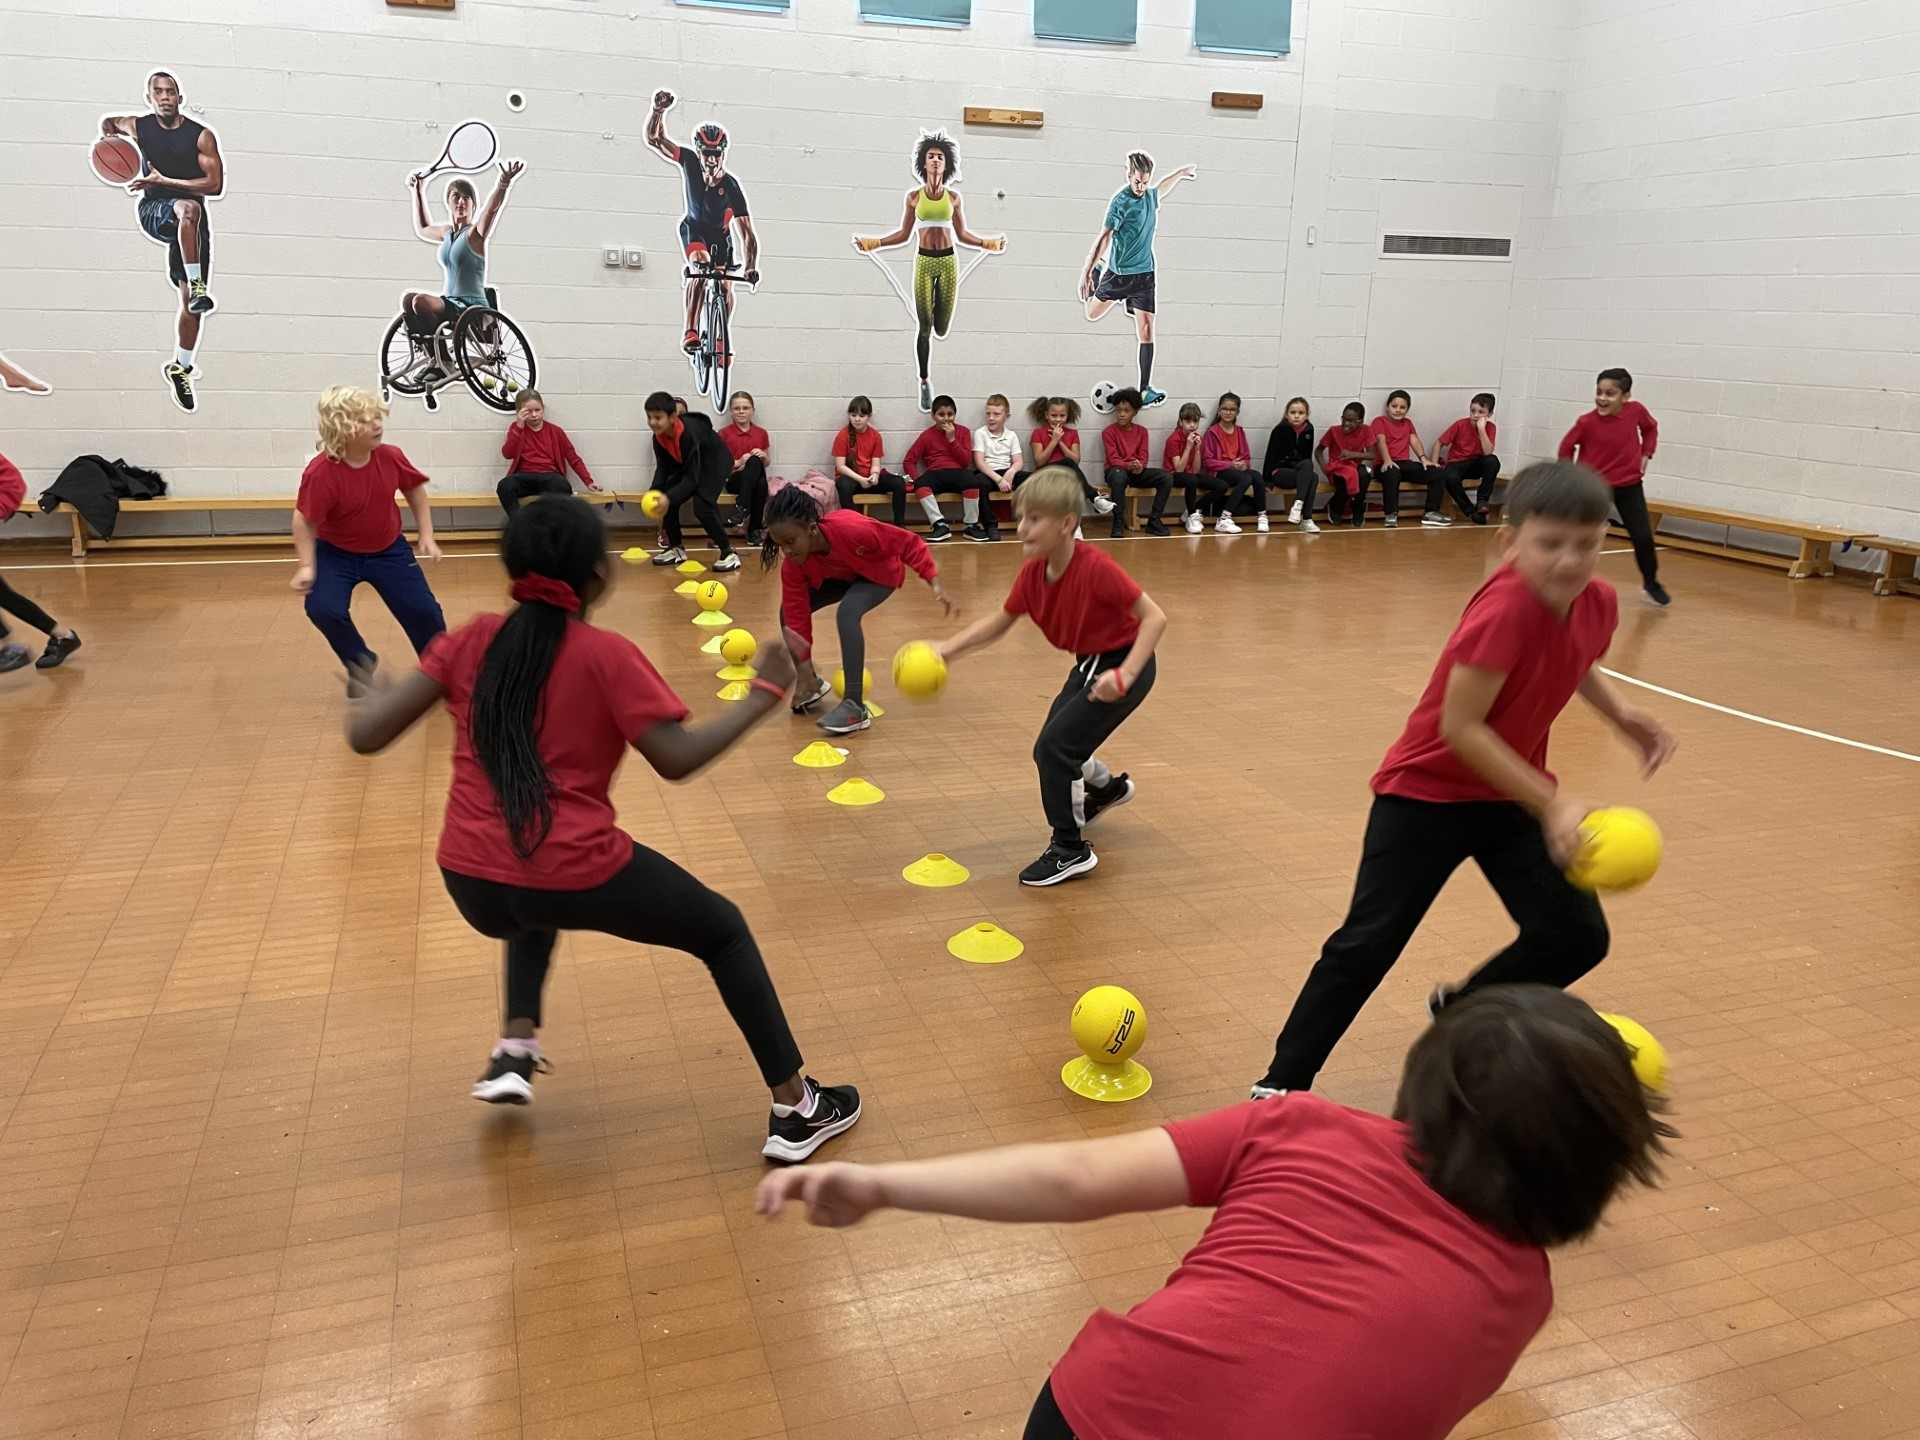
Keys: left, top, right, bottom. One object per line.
{"left": 1614, "top": 500, "right": 1872, "bottom": 580}
{"left": 1862, "top": 536, "right": 1920, "bottom": 598}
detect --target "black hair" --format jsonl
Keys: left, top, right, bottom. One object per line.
{"left": 148, "top": 71, "right": 178, "bottom": 89}
{"left": 930, "top": 394, "right": 957, "bottom": 415}
{"left": 1104, "top": 387, "right": 1141, "bottom": 413}
{"left": 1472, "top": 392, "right": 1497, "bottom": 412}
{"left": 1342, "top": 401, "right": 1367, "bottom": 423}
{"left": 1387, "top": 388, "right": 1412, "bottom": 407}
{"left": 643, "top": 390, "right": 677, "bottom": 416}
{"left": 472, "top": 497, "right": 608, "bottom": 859}
{"left": 1504, "top": 459, "right": 1611, "bottom": 528}
{"left": 760, "top": 484, "right": 823, "bottom": 570}
{"left": 1211, "top": 391, "right": 1242, "bottom": 425}
{"left": 1597, "top": 367, "right": 1633, "bottom": 393}
{"left": 912, "top": 131, "right": 960, "bottom": 186}
{"left": 1029, "top": 395, "right": 1082, "bottom": 425}
{"left": 1395, "top": 985, "right": 1673, "bottom": 1248}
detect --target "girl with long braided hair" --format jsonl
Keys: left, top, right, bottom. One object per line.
{"left": 345, "top": 495, "right": 859, "bottom": 1161}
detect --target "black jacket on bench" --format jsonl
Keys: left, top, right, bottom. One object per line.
{"left": 38, "top": 455, "right": 168, "bottom": 538}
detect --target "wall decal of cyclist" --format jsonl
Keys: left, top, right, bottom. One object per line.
{"left": 1079, "top": 151, "right": 1196, "bottom": 412}
{"left": 377, "top": 118, "right": 539, "bottom": 414}
{"left": 646, "top": 90, "right": 760, "bottom": 414}
{"left": 853, "top": 130, "right": 1006, "bottom": 414}
{"left": 92, "top": 70, "right": 227, "bottom": 415}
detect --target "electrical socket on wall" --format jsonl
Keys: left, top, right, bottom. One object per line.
{"left": 623, "top": 248, "right": 645, "bottom": 269}
{"left": 602, "top": 246, "right": 623, "bottom": 268}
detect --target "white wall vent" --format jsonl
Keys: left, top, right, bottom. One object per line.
{"left": 1381, "top": 234, "right": 1512, "bottom": 258}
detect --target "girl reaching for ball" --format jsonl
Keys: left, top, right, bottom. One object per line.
{"left": 762, "top": 485, "right": 956, "bottom": 736}
{"left": 343, "top": 494, "right": 860, "bottom": 1161}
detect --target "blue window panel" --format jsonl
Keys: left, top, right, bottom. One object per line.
{"left": 1035, "top": 0, "right": 1136, "bottom": 44}
{"left": 677, "top": 0, "right": 790, "bottom": 11}
{"left": 859, "top": 0, "right": 971, "bottom": 26}
{"left": 1195, "top": 0, "right": 1291, "bottom": 55}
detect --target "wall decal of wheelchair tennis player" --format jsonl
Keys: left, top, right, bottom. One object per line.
{"left": 92, "top": 70, "right": 227, "bottom": 414}
{"left": 378, "top": 119, "right": 538, "bottom": 414}
{"left": 646, "top": 90, "right": 761, "bottom": 414}
{"left": 853, "top": 130, "right": 1006, "bottom": 414}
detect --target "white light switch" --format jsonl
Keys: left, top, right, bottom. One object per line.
{"left": 623, "top": 248, "right": 646, "bottom": 269}
{"left": 602, "top": 246, "right": 623, "bottom": 267}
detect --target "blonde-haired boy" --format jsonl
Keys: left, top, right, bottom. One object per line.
{"left": 934, "top": 465, "right": 1166, "bottom": 886}
{"left": 293, "top": 385, "right": 445, "bottom": 692}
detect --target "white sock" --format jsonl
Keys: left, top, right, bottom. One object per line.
{"left": 919, "top": 493, "right": 943, "bottom": 524}
{"left": 497, "top": 1036, "right": 541, "bottom": 1059}
{"left": 175, "top": 347, "right": 194, "bottom": 370}
{"left": 185, "top": 262, "right": 203, "bottom": 283}
{"left": 772, "top": 1078, "right": 815, "bottom": 1117}
{"left": 962, "top": 496, "right": 980, "bottom": 525}
{"left": 1081, "top": 757, "right": 1112, "bottom": 790}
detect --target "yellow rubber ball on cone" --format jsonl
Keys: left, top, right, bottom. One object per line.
{"left": 641, "top": 489, "right": 669, "bottom": 519}
{"left": 695, "top": 580, "right": 729, "bottom": 612}
{"left": 892, "top": 641, "right": 947, "bottom": 701}
{"left": 719, "top": 628, "right": 756, "bottom": 665}
{"left": 1071, "top": 985, "right": 1147, "bottom": 1065}
{"left": 1565, "top": 807, "right": 1663, "bottom": 894}
{"left": 832, "top": 666, "right": 874, "bottom": 699}
{"left": 1599, "top": 1012, "right": 1668, "bottom": 1093}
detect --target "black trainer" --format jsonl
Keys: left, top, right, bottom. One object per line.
{"left": 927, "top": 520, "right": 953, "bottom": 544}
{"left": 1020, "top": 840, "right": 1098, "bottom": 887}
{"left": 1110, "top": 513, "right": 1126, "bottom": 538}
{"left": 763, "top": 1077, "right": 862, "bottom": 1163}
{"left": 472, "top": 1046, "right": 550, "bottom": 1104}
{"left": 1081, "top": 774, "right": 1135, "bottom": 827}
{"left": 964, "top": 523, "right": 992, "bottom": 543}
{"left": 1146, "top": 518, "right": 1171, "bottom": 537}
{"left": 36, "top": 632, "right": 80, "bottom": 670}
{"left": 0, "top": 643, "right": 29, "bottom": 674}
{"left": 1644, "top": 581, "right": 1672, "bottom": 607}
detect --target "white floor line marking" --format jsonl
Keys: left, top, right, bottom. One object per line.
{"left": 1599, "top": 667, "right": 1920, "bottom": 764}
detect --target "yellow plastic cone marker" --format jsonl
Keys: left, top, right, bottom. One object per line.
{"left": 691, "top": 610, "right": 733, "bottom": 627}
{"left": 1061, "top": 984, "right": 1152, "bottom": 1101}
{"left": 676, "top": 558, "right": 707, "bottom": 575}
{"left": 903, "top": 854, "right": 970, "bottom": 888}
{"left": 677, "top": 581, "right": 703, "bottom": 597}
{"left": 827, "top": 777, "right": 885, "bottom": 806}
{"left": 716, "top": 680, "right": 753, "bottom": 701}
{"left": 700, "top": 633, "right": 727, "bottom": 653}
{"left": 1599, "top": 1013, "right": 1669, "bottom": 1093}
{"left": 792, "top": 742, "right": 848, "bottom": 768}
{"left": 947, "top": 922, "right": 1022, "bottom": 964}
{"left": 715, "top": 664, "right": 757, "bottom": 682}
{"left": 621, "top": 547, "right": 648, "bottom": 564}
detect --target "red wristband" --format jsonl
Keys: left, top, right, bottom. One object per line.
{"left": 749, "top": 679, "right": 785, "bottom": 700}
{"left": 1111, "top": 670, "right": 1127, "bottom": 698}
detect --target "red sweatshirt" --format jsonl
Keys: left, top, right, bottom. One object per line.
{"left": 0, "top": 453, "right": 25, "bottom": 522}
{"left": 1558, "top": 401, "right": 1657, "bottom": 488}
{"left": 502, "top": 421, "right": 596, "bottom": 487}
{"left": 1102, "top": 423, "right": 1150, "bottom": 470}
{"left": 780, "top": 509, "right": 937, "bottom": 650}
{"left": 903, "top": 424, "right": 974, "bottom": 478}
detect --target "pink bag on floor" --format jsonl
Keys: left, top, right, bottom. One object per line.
{"left": 768, "top": 469, "right": 839, "bottom": 514}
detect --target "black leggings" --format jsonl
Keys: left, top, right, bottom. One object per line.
{"left": 1022, "top": 1380, "right": 1075, "bottom": 1440}
{"left": 1610, "top": 480, "right": 1660, "bottom": 587}
{"left": 0, "top": 574, "right": 59, "bottom": 639}
{"left": 797, "top": 577, "right": 893, "bottom": 704}
{"left": 495, "top": 471, "right": 571, "bottom": 517}
{"left": 1444, "top": 455, "right": 1502, "bottom": 511}
{"left": 1268, "top": 459, "right": 1318, "bottom": 517}
{"left": 732, "top": 455, "right": 769, "bottom": 531}
{"left": 1036, "top": 648, "right": 1156, "bottom": 844}
{"left": 1178, "top": 469, "right": 1231, "bottom": 517}
{"left": 1364, "top": 460, "right": 1424, "bottom": 519}
{"left": 835, "top": 469, "right": 909, "bottom": 525}
{"left": 442, "top": 843, "right": 804, "bottom": 1088}
{"left": 1216, "top": 467, "right": 1266, "bottom": 515}
{"left": 1257, "top": 794, "right": 1609, "bottom": 1092}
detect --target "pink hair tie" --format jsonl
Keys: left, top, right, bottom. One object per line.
{"left": 510, "top": 574, "right": 581, "bottom": 612}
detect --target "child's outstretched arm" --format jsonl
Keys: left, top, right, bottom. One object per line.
{"left": 1088, "top": 592, "right": 1166, "bottom": 703}
{"left": 1577, "top": 668, "right": 1676, "bottom": 777}
{"left": 755, "top": 1127, "right": 1187, "bottom": 1230}
{"left": 1439, "top": 663, "right": 1589, "bottom": 863}
{"left": 636, "top": 642, "right": 796, "bottom": 781}
{"left": 935, "top": 607, "right": 1017, "bottom": 662}
{"left": 346, "top": 669, "right": 445, "bottom": 754}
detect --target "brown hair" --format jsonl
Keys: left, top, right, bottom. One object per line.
{"left": 1505, "top": 460, "right": 1611, "bottom": 528}
{"left": 1395, "top": 986, "right": 1673, "bottom": 1247}
{"left": 1177, "top": 402, "right": 1203, "bottom": 425}
{"left": 514, "top": 388, "right": 544, "bottom": 412}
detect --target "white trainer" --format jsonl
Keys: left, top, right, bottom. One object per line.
{"left": 1216, "top": 515, "right": 1241, "bottom": 535}
{"left": 1287, "top": 501, "right": 1303, "bottom": 524}
{"left": 1182, "top": 511, "right": 1202, "bottom": 535}
{"left": 1256, "top": 513, "right": 1270, "bottom": 533}
{"left": 1091, "top": 495, "right": 1116, "bottom": 515}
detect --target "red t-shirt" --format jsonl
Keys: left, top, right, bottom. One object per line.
{"left": 1371, "top": 415, "right": 1420, "bottom": 462}
{"left": 421, "top": 614, "right": 691, "bottom": 889}
{"left": 658, "top": 419, "right": 684, "bottom": 464}
{"left": 296, "top": 445, "right": 428, "bottom": 553}
{"left": 780, "top": 509, "right": 937, "bottom": 648}
{"left": 904, "top": 424, "right": 974, "bottom": 477}
{"left": 1003, "top": 542, "right": 1142, "bottom": 656}
{"left": 1558, "top": 403, "right": 1657, "bottom": 488}
{"left": 1438, "top": 416, "right": 1498, "bottom": 461}
{"left": 502, "top": 420, "right": 595, "bottom": 486}
{"left": 831, "top": 425, "right": 886, "bottom": 480}
{"left": 1050, "top": 1095, "right": 1552, "bottom": 1440}
{"left": 0, "top": 453, "right": 25, "bottom": 523}
{"left": 720, "top": 422, "right": 769, "bottom": 465}
{"left": 1316, "top": 426, "right": 1369, "bottom": 484}
{"left": 1162, "top": 429, "right": 1201, "bottom": 472}
{"left": 1101, "top": 424, "right": 1148, "bottom": 470}
{"left": 1373, "top": 564, "right": 1618, "bottom": 803}
{"left": 1031, "top": 426, "right": 1082, "bottom": 465}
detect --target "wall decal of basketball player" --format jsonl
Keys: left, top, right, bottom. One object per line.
{"left": 1080, "top": 151, "right": 1195, "bottom": 411}
{"left": 854, "top": 131, "right": 1006, "bottom": 413}
{"left": 95, "top": 71, "right": 226, "bottom": 414}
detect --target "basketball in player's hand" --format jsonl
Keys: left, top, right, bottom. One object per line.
{"left": 90, "top": 135, "right": 142, "bottom": 186}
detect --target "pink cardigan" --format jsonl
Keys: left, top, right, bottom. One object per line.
{"left": 1201, "top": 424, "right": 1253, "bottom": 475}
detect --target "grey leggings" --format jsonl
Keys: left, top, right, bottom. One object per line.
{"left": 799, "top": 577, "right": 894, "bottom": 705}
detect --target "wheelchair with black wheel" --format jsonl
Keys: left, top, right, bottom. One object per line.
{"left": 380, "top": 286, "right": 536, "bottom": 413}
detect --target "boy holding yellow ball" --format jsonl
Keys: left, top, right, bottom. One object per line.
{"left": 1253, "top": 461, "right": 1676, "bottom": 1098}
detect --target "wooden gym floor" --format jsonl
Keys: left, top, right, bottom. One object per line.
{"left": 1, "top": 524, "right": 1917, "bottom": 1440}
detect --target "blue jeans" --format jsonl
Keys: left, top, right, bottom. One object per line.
{"left": 304, "top": 536, "right": 445, "bottom": 666}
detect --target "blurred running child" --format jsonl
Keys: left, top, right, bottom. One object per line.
{"left": 1260, "top": 396, "right": 1321, "bottom": 533}
{"left": 645, "top": 389, "right": 740, "bottom": 570}
{"left": 830, "top": 395, "right": 909, "bottom": 526}
{"left": 0, "top": 451, "right": 81, "bottom": 672}
{"left": 344, "top": 495, "right": 860, "bottom": 1159}
{"left": 1560, "top": 368, "right": 1666, "bottom": 606}
{"left": 497, "top": 389, "right": 601, "bottom": 516}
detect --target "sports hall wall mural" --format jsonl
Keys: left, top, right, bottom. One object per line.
{"left": 91, "top": 69, "right": 227, "bottom": 414}
{"left": 853, "top": 129, "right": 1007, "bottom": 413}
{"left": 648, "top": 89, "right": 761, "bottom": 414}
{"left": 0, "top": 354, "right": 48, "bottom": 396}
{"left": 1081, "top": 151, "right": 1195, "bottom": 414}
{"left": 379, "top": 119, "right": 539, "bottom": 414}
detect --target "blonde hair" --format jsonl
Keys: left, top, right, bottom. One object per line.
{"left": 1014, "top": 465, "right": 1083, "bottom": 519}
{"left": 984, "top": 393, "right": 1010, "bottom": 413}
{"left": 316, "top": 385, "right": 388, "bottom": 460}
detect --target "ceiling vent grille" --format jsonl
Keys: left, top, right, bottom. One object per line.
{"left": 1382, "top": 234, "right": 1512, "bottom": 258}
